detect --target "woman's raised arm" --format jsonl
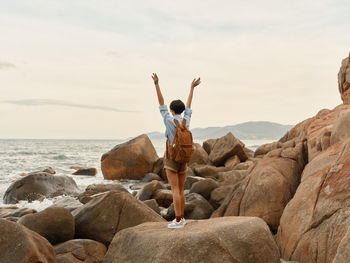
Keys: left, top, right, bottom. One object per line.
{"left": 186, "top": 77, "right": 200, "bottom": 108}
{"left": 152, "top": 73, "right": 165, "bottom": 106}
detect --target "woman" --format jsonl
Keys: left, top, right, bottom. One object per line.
{"left": 151, "top": 73, "right": 201, "bottom": 229}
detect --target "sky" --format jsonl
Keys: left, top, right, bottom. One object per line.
{"left": 0, "top": 0, "right": 349, "bottom": 139}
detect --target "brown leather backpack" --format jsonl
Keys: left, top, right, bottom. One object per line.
{"left": 166, "top": 118, "right": 194, "bottom": 163}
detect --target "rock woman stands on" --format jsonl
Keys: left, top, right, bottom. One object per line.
{"left": 151, "top": 73, "right": 201, "bottom": 229}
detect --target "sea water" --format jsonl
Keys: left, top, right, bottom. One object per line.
{"left": 0, "top": 138, "right": 273, "bottom": 210}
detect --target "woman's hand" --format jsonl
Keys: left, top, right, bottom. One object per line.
{"left": 152, "top": 73, "right": 159, "bottom": 85}
{"left": 191, "top": 77, "right": 201, "bottom": 88}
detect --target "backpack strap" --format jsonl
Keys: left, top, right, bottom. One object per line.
{"left": 174, "top": 118, "right": 187, "bottom": 129}
{"left": 181, "top": 118, "right": 186, "bottom": 128}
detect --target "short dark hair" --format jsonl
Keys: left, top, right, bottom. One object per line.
{"left": 170, "top": 99, "right": 185, "bottom": 114}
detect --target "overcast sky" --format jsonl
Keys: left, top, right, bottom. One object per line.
{"left": 0, "top": 0, "right": 349, "bottom": 139}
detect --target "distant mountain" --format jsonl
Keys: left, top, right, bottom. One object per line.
{"left": 147, "top": 121, "right": 293, "bottom": 141}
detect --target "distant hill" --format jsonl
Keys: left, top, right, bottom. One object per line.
{"left": 146, "top": 121, "right": 293, "bottom": 141}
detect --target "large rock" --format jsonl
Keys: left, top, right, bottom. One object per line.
{"left": 72, "top": 167, "right": 97, "bottom": 176}
{"left": 101, "top": 134, "right": 159, "bottom": 180}
{"left": 277, "top": 137, "right": 350, "bottom": 263}
{"left": 202, "top": 138, "right": 217, "bottom": 155}
{"left": 193, "top": 164, "right": 230, "bottom": 179}
{"left": 136, "top": 180, "right": 165, "bottom": 201}
{"left": 18, "top": 206, "right": 75, "bottom": 245}
{"left": 279, "top": 104, "right": 350, "bottom": 161}
{"left": 0, "top": 206, "right": 36, "bottom": 218}
{"left": 212, "top": 157, "right": 301, "bottom": 232}
{"left": 78, "top": 183, "right": 129, "bottom": 204}
{"left": 54, "top": 239, "right": 107, "bottom": 263}
{"left": 330, "top": 109, "right": 350, "bottom": 145}
{"left": 51, "top": 196, "right": 83, "bottom": 212}
{"left": 188, "top": 143, "right": 209, "bottom": 167}
{"left": 209, "top": 132, "right": 248, "bottom": 166}
{"left": 189, "top": 178, "right": 219, "bottom": 200}
{"left": 103, "top": 216, "right": 280, "bottom": 263}
{"left": 3, "top": 172, "right": 80, "bottom": 204}
{"left": 0, "top": 218, "right": 56, "bottom": 263}
{"left": 72, "top": 190, "right": 165, "bottom": 246}
{"left": 165, "top": 193, "right": 214, "bottom": 220}
{"left": 338, "top": 52, "right": 350, "bottom": 104}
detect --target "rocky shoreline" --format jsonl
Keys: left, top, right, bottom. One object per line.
{"left": 1, "top": 53, "right": 350, "bottom": 263}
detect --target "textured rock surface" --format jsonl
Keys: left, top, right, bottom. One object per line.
{"left": 101, "top": 134, "right": 158, "bottom": 180}
{"left": 338, "top": 52, "right": 350, "bottom": 104}
{"left": 188, "top": 143, "right": 209, "bottom": 167}
{"left": 3, "top": 172, "right": 80, "bottom": 204}
{"left": 0, "top": 218, "right": 56, "bottom": 263}
{"left": 209, "top": 132, "right": 248, "bottom": 165}
{"left": 72, "top": 190, "right": 165, "bottom": 245}
{"left": 279, "top": 104, "right": 350, "bottom": 161}
{"left": 18, "top": 206, "right": 75, "bottom": 245}
{"left": 277, "top": 138, "right": 350, "bottom": 263}
{"left": 54, "top": 239, "right": 107, "bottom": 263}
{"left": 212, "top": 157, "right": 301, "bottom": 232}
{"left": 103, "top": 216, "right": 280, "bottom": 263}
{"left": 78, "top": 183, "right": 129, "bottom": 204}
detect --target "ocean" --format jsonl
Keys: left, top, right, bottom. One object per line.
{"left": 0, "top": 138, "right": 273, "bottom": 210}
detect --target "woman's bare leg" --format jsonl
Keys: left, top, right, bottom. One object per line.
{"left": 178, "top": 170, "right": 187, "bottom": 217}
{"left": 166, "top": 168, "right": 181, "bottom": 218}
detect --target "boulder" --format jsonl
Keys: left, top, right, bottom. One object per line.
{"left": 234, "top": 160, "right": 254, "bottom": 170}
{"left": 338, "top": 52, "right": 350, "bottom": 104}
{"left": 212, "top": 157, "right": 301, "bottom": 232}
{"left": 101, "top": 134, "right": 158, "bottom": 180}
{"left": 209, "top": 132, "right": 248, "bottom": 165}
{"left": 51, "top": 196, "right": 83, "bottom": 212}
{"left": 209, "top": 185, "right": 235, "bottom": 209}
{"left": 153, "top": 189, "right": 173, "bottom": 208}
{"left": 0, "top": 218, "right": 56, "bottom": 263}
{"left": 279, "top": 104, "right": 350, "bottom": 161}
{"left": 103, "top": 216, "right": 280, "bottom": 263}
{"left": 193, "top": 164, "right": 230, "bottom": 179}
{"left": 277, "top": 138, "right": 350, "bottom": 263}
{"left": 143, "top": 199, "right": 161, "bottom": 214}
{"left": 224, "top": 155, "right": 240, "bottom": 168}
{"left": 202, "top": 138, "right": 217, "bottom": 155}
{"left": 330, "top": 109, "right": 350, "bottom": 145}
{"left": 189, "top": 178, "right": 219, "bottom": 200}
{"left": 152, "top": 157, "right": 167, "bottom": 180}
{"left": 72, "top": 190, "right": 165, "bottom": 246}
{"left": 72, "top": 167, "right": 97, "bottom": 176}
{"left": 3, "top": 172, "right": 80, "bottom": 204}
{"left": 136, "top": 180, "right": 165, "bottom": 201}
{"left": 0, "top": 206, "right": 36, "bottom": 218}
{"left": 141, "top": 172, "right": 162, "bottom": 182}
{"left": 165, "top": 193, "right": 214, "bottom": 220}
{"left": 188, "top": 143, "right": 209, "bottom": 168}
{"left": 78, "top": 183, "right": 129, "bottom": 204}
{"left": 216, "top": 169, "right": 248, "bottom": 186}
{"left": 18, "top": 206, "right": 75, "bottom": 245}
{"left": 54, "top": 239, "right": 107, "bottom": 263}
{"left": 184, "top": 175, "right": 204, "bottom": 190}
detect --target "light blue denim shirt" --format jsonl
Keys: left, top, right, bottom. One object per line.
{"left": 159, "top": 104, "right": 192, "bottom": 145}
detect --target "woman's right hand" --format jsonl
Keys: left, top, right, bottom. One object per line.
{"left": 191, "top": 77, "right": 201, "bottom": 88}
{"left": 152, "top": 73, "right": 159, "bottom": 85}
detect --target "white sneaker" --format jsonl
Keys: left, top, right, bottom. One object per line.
{"left": 180, "top": 218, "right": 186, "bottom": 225}
{"left": 168, "top": 218, "right": 184, "bottom": 229}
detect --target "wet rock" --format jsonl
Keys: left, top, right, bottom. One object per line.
{"left": 3, "top": 172, "right": 80, "bottom": 204}
{"left": 78, "top": 183, "right": 129, "bottom": 204}
{"left": 72, "top": 167, "right": 97, "bottom": 176}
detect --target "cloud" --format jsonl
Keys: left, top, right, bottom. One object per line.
{"left": 2, "top": 99, "right": 138, "bottom": 113}
{"left": 0, "top": 61, "right": 15, "bottom": 69}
